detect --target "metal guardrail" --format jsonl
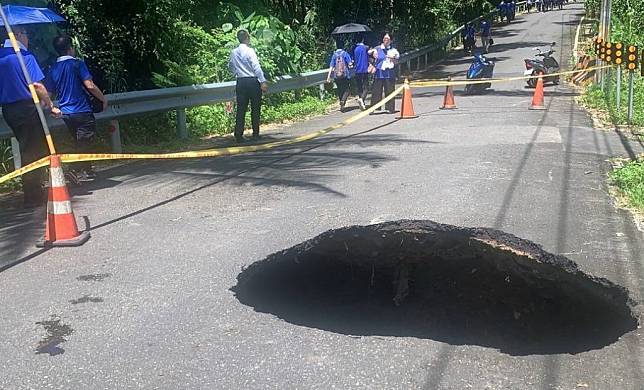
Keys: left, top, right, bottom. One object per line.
{"left": 1, "top": 2, "right": 526, "bottom": 166}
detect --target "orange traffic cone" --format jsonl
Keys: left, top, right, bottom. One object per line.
{"left": 440, "top": 77, "right": 457, "bottom": 110}
{"left": 529, "top": 74, "right": 546, "bottom": 110}
{"left": 37, "top": 155, "right": 90, "bottom": 247}
{"left": 397, "top": 79, "right": 418, "bottom": 119}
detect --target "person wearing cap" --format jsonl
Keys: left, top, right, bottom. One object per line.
{"left": 0, "top": 26, "right": 60, "bottom": 207}
{"left": 228, "top": 29, "right": 268, "bottom": 143}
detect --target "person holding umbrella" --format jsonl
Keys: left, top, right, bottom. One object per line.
{"left": 0, "top": 24, "right": 60, "bottom": 207}
{"left": 331, "top": 23, "right": 371, "bottom": 111}
{"left": 352, "top": 34, "right": 370, "bottom": 111}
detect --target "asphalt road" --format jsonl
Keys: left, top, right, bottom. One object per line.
{"left": 2, "top": 3, "right": 644, "bottom": 389}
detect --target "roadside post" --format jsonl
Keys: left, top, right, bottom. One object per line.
{"left": 613, "top": 42, "right": 624, "bottom": 110}
{"left": 625, "top": 45, "right": 638, "bottom": 125}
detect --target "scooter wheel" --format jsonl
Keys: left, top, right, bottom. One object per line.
{"left": 527, "top": 78, "right": 537, "bottom": 88}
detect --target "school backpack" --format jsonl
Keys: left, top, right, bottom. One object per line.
{"left": 334, "top": 51, "right": 347, "bottom": 79}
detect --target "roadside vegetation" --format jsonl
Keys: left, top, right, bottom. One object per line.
{"left": 610, "top": 157, "right": 644, "bottom": 211}
{"left": 582, "top": 0, "right": 644, "bottom": 127}
{"left": 581, "top": 1, "right": 644, "bottom": 215}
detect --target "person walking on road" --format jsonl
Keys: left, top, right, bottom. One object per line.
{"left": 352, "top": 35, "right": 370, "bottom": 111}
{"left": 0, "top": 26, "right": 60, "bottom": 207}
{"left": 46, "top": 35, "right": 108, "bottom": 182}
{"left": 228, "top": 29, "right": 268, "bottom": 143}
{"left": 480, "top": 20, "right": 492, "bottom": 54}
{"left": 369, "top": 33, "right": 399, "bottom": 114}
{"left": 326, "top": 41, "right": 353, "bottom": 112}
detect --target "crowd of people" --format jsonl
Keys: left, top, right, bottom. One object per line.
{"left": 527, "top": 0, "right": 572, "bottom": 13}
{"left": 228, "top": 30, "right": 401, "bottom": 145}
{"left": 325, "top": 33, "right": 400, "bottom": 114}
{"left": 0, "top": 27, "right": 108, "bottom": 207}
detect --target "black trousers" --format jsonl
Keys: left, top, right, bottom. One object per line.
{"left": 354, "top": 73, "right": 369, "bottom": 102}
{"left": 334, "top": 77, "right": 350, "bottom": 107}
{"left": 371, "top": 78, "right": 396, "bottom": 112}
{"left": 2, "top": 99, "right": 48, "bottom": 202}
{"left": 235, "top": 77, "right": 262, "bottom": 139}
{"left": 63, "top": 112, "right": 97, "bottom": 171}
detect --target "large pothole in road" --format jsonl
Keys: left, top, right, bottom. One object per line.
{"left": 232, "top": 220, "right": 639, "bottom": 356}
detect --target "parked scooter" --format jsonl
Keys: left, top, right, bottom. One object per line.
{"left": 523, "top": 42, "right": 560, "bottom": 88}
{"left": 465, "top": 53, "right": 495, "bottom": 94}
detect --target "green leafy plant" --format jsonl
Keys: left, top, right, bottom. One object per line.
{"left": 611, "top": 157, "right": 644, "bottom": 210}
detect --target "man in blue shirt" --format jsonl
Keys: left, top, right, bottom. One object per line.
{"left": 46, "top": 35, "right": 108, "bottom": 182}
{"left": 352, "top": 35, "right": 370, "bottom": 110}
{"left": 0, "top": 26, "right": 60, "bottom": 207}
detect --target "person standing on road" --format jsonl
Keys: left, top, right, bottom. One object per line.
{"left": 46, "top": 35, "right": 108, "bottom": 182}
{"left": 480, "top": 20, "right": 492, "bottom": 54}
{"left": 352, "top": 35, "right": 370, "bottom": 111}
{"left": 464, "top": 23, "right": 476, "bottom": 54}
{"left": 369, "top": 33, "right": 399, "bottom": 114}
{"left": 0, "top": 26, "right": 60, "bottom": 207}
{"left": 326, "top": 41, "right": 353, "bottom": 112}
{"left": 228, "top": 29, "right": 268, "bottom": 143}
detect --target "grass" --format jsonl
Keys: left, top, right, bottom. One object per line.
{"left": 580, "top": 72, "right": 644, "bottom": 127}
{"left": 610, "top": 156, "right": 644, "bottom": 211}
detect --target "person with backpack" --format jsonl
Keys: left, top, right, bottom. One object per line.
{"left": 369, "top": 33, "right": 399, "bottom": 114}
{"left": 326, "top": 40, "right": 353, "bottom": 112}
{"left": 45, "top": 35, "right": 108, "bottom": 183}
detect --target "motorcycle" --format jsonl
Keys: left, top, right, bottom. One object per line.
{"left": 465, "top": 54, "right": 495, "bottom": 94}
{"left": 523, "top": 42, "right": 560, "bottom": 88}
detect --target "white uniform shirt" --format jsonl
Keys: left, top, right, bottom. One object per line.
{"left": 228, "top": 43, "right": 266, "bottom": 83}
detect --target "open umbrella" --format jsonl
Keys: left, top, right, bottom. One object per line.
{"left": 0, "top": 5, "right": 65, "bottom": 26}
{"left": 331, "top": 23, "right": 371, "bottom": 35}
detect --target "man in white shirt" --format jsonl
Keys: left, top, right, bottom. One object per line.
{"left": 228, "top": 30, "right": 268, "bottom": 143}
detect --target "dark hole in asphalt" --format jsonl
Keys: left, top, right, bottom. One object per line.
{"left": 35, "top": 317, "right": 73, "bottom": 356}
{"left": 232, "top": 220, "right": 639, "bottom": 356}
{"left": 76, "top": 273, "right": 112, "bottom": 282}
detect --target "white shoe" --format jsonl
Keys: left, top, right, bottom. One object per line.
{"left": 358, "top": 98, "right": 366, "bottom": 111}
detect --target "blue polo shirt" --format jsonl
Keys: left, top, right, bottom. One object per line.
{"left": 0, "top": 44, "right": 45, "bottom": 105}
{"left": 373, "top": 46, "right": 398, "bottom": 80}
{"left": 480, "top": 21, "right": 491, "bottom": 37}
{"left": 45, "top": 56, "right": 93, "bottom": 115}
{"left": 329, "top": 49, "right": 352, "bottom": 79}
{"left": 353, "top": 43, "right": 369, "bottom": 74}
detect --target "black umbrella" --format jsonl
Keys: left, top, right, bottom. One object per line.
{"left": 331, "top": 23, "right": 371, "bottom": 35}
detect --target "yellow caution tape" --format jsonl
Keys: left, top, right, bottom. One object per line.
{"left": 0, "top": 85, "right": 405, "bottom": 185}
{"left": 0, "top": 155, "right": 51, "bottom": 185}
{"left": 410, "top": 65, "right": 612, "bottom": 88}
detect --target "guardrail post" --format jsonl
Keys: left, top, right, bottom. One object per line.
{"left": 10, "top": 137, "right": 21, "bottom": 169}
{"left": 108, "top": 119, "right": 122, "bottom": 153}
{"left": 319, "top": 83, "right": 325, "bottom": 100}
{"left": 176, "top": 107, "right": 188, "bottom": 139}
